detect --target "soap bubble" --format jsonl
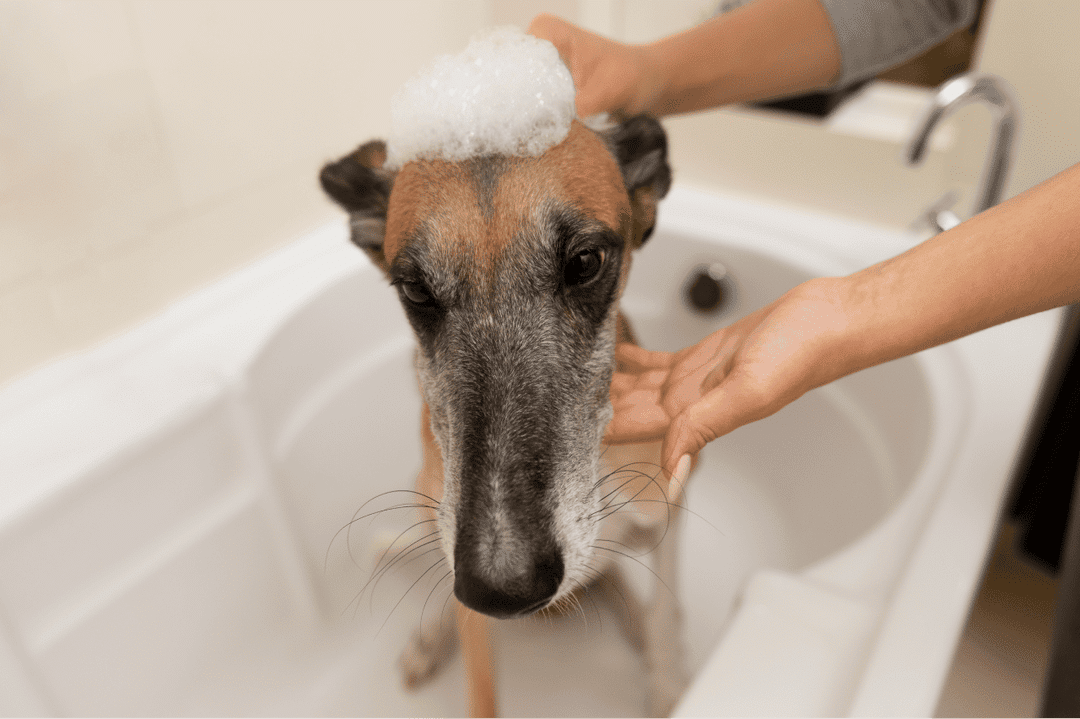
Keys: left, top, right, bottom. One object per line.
{"left": 386, "top": 27, "right": 576, "bottom": 167}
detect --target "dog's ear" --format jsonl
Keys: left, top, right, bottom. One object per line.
{"left": 602, "top": 115, "right": 671, "bottom": 247}
{"left": 319, "top": 140, "right": 396, "bottom": 272}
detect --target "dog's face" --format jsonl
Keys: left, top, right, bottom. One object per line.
{"left": 321, "top": 117, "right": 670, "bottom": 618}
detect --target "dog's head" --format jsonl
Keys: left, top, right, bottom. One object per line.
{"left": 320, "top": 116, "right": 670, "bottom": 618}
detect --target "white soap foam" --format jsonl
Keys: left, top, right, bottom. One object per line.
{"left": 386, "top": 27, "right": 576, "bottom": 167}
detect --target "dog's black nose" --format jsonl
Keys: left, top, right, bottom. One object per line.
{"left": 453, "top": 549, "right": 564, "bottom": 618}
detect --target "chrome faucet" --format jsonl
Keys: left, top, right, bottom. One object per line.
{"left": 906, "top": 72, "right": 1021, "bottom": 232}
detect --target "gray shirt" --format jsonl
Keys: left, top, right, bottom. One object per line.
{"left": 717, "top": 0, "right": 978, "bottom": 88}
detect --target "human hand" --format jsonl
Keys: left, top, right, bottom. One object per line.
{"left": 606, "top": 277, "right": 855, "bottom": 473}
{"left": 527, "top": 13, "right": 661, "bottom": 118}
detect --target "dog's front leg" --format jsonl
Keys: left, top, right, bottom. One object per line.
{"left": 405, "top": 401, "right": 497, "bottom": 716}
{"left": 400, "top": 401, "right": 461, "bottom": 689}
{"left": 643, "top": 507, "right": 688, "bottom": 718}
{"left": 400, "top": 616, "right": 458, "bottom": 690}
{"left": 456, "top": 601, "right": 497, "bottom": 717}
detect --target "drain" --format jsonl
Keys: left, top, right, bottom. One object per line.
{"left": 685, "top": 263, "right": 731, "bottom": 314}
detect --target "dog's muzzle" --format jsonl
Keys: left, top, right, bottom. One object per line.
{"left": 453, "top": 543, "right": 564, "bottom": 618}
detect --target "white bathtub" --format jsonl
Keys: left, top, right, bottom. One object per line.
{"left": 0, "top": 185, "right": 1061, "bottom": 717}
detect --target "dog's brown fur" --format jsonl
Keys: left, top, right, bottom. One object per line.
{"left": 384, "top": 123, "right": 632, "bottom": 264}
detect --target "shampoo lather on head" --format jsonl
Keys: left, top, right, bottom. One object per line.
{"left": 386, "top": 27, "right": 577, "bottom": 167}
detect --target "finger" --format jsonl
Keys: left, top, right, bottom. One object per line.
{"left": 611, "top": 369, "right": 670, "bottom": 403}
{"left": 614, "top": 342, "right": 673, "bottom": 372}
{"left": 700, "top": 353, "right": 733, "bottom": 393}
{"left": 576, "top": 81, "right": 626, "bottom": 119}
{"left": 609, "top": 370, "right": 637, "bottom": 394}
{"left": 660, "top": 409, "right": 714, "bottom": 476}
{"left": 528, "top": 14, "right": 599, "bottom": 111}
{"left": 665, "top": 454, "right": 692, "bottom": 507}
{"left": 526, "top": 13, "right": 568, "bottom": 44}
{"left": 575, "top": 94, "right": 604, "bottom": 121}
{"left": 659, "top": 379, "right": 779, "bottom": 470}
{"left": 602, "top": 403, "right": 669, "bottom": 444}
{"left": 573, "top": 56, "right": 643, "bottom": 119}
{"left": 603, "top": 424, "right": 666, "bottom": 445}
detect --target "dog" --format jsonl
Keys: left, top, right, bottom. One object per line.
{"left": 320, "top": 114, "right": 690, "bottom": 717}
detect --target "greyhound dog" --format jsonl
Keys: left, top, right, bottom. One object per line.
{"left": 320, "top": 114, "right": 689, "bottom": 717}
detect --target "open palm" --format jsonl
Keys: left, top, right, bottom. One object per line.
{"left": 606, "top": 278, "right": 854, "bottom": 471}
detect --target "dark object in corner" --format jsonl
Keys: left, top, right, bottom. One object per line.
{"left": 1010, "top": 304, "right": 1080, "bottom": 573}
{"left": 1007, "top": 307, "right": 1080, "bottom": 716}
{"left": 1040, "top": 420, "right": 1080, "bottom": 717}
{"left": 753, "top": 82, "right": 867, "bottom": 119}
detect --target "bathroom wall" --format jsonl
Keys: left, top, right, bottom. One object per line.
{"left": 0, "top": 0, "right": 489, "bottom": 387}
{"left": 3, "top": 0, "right": 1078, "bottom": 390}
{"left": 976, "top": 1, "right": 1080, "bottom": 200}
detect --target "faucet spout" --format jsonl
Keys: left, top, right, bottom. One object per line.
{"left": 906, "top": 72, "right": 1021, "bottom": 216}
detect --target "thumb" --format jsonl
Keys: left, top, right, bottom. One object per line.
{"left": 659, "top": 403, "right": 719, "bottom": 475}
{"left": 659, "top": 377, "right": 765, "bottom": 470}
{"left": 573, "top": 67, "right": 628, "bottom": 118}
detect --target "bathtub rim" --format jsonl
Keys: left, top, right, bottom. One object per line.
{"left": 0, "top": 184, "right": 1062, "bottom": 717}
{"left": 660, "top": 185, "right": 1061, "bottom": 716}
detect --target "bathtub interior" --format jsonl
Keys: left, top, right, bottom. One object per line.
{"left": 0, "top": 188, "right": 1004, "bottom": 717}
{"left": 248, "top": 237, "right": 928, "bottom": 715}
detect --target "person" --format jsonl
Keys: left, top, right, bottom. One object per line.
{"left": 528, "top": 1, "right": 1080, "bottom": 481}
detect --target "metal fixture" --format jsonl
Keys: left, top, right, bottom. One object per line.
{"left": 906, "top": 72, "right": 1020, "bottom": 233}
{"left": 684, "top": 262, "right": 731, "bottom": 313}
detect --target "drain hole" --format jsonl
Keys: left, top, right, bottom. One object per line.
{"left": 685, "top": 263, "right": 731, "bottom": 314}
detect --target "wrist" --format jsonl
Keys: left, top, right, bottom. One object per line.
{"left": 787, "top": 275, "right": 870, "bottom": 390}
{"left": 631, "top": 41, "right": 669, "bottom": 116}
{"left": 638, "top": 25, "right": 729, "bottom": 116}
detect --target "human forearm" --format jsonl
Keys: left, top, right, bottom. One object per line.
{"left": 641, "top": 0, "right": 842, "bottom": 115}
{"left": 835, "top": 162, "right": 1080, "bottom": 382}
{"left": 529, "top": 0, "right": 842, "bottom": 118}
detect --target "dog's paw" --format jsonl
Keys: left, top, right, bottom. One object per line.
{"left": 644, "top": 646, "right": 689, "bottom": 718}
{"left": 398, "top": 621, "right": 458, "bottom": 690}
{"left": 365, "top": 529, "right": 407, "bottom": 571}
{"left": 646, "top": 682, "right": 682, "bottom": 719}
{"left": 591, "top": 564, "right": 646, "bottom": 653}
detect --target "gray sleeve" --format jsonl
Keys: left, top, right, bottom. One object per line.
{"left": 820, "top": 0, "right": 977, "bottom": 87}
{"left": 715, "top": 0, "right": 978, "bottom": 89}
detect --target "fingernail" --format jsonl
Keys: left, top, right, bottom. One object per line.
{"left": 675, "top": 454, "right": 691, "bottom": 482}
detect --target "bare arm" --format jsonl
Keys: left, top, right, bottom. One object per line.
{"left": 841, "top": 163, "right": 1080, "bottom": 373}
{"left": 608, "top": 162, "right": 1080, "bottom": 472}
{"left": 529, "top": 0, "right": 842, "bottom": 117}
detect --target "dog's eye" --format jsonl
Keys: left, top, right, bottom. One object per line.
{"left": 399, "top": 280, "right": 433, "bottom": 305}
{"left": 564, "top": 249, "right": 605, "bottom": 286}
